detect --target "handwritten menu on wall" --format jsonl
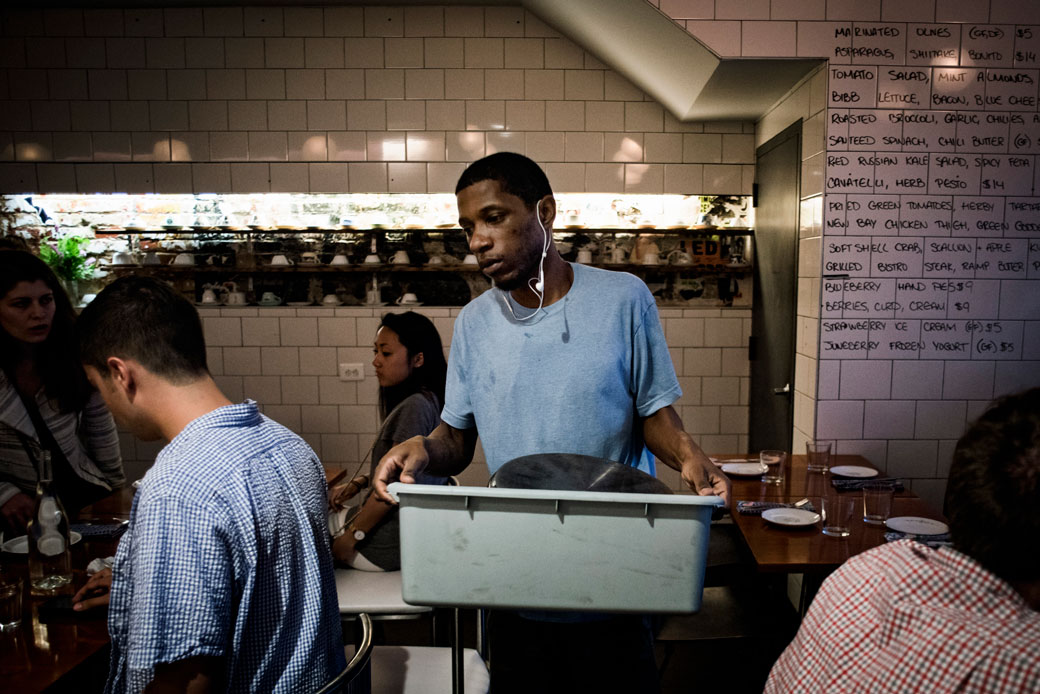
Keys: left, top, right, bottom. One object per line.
{"left": 823, "top": 23, "right": 1039, "bottom": 362}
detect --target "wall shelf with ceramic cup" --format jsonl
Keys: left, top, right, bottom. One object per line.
{"left": 99, "top": 225, "right": 753, "bottom": 308}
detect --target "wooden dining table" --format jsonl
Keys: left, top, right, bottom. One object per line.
{"left": 715, "top": 453, "right": 947, "bottom": 611}
{"left": 714, "top": 453, "right": 913, "bottom": 500}
{"left": 0, "top": 489, "right": 135, "bottom": 693}
{"left": 730, "top": 494, "right": 944, "bottom": 573}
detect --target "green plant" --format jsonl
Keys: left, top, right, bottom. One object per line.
{"left": 39, "top": 233, "right": 96, "bottom": 282}
{"left": 706, "top": 195, "right": 742, "bottom": 221}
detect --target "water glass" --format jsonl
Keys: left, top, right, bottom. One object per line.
{"left": 0, "top": 569, "right": 22, "bottom": 631}
{"left": 821, "top": 494, "right": 856, "bottom": 537}
{"left": 760, "top": 450, "right": 788, "bottom": 485}
{"left": 863, "top": 483, "right": 895, "bottom": 525}
{"left": 806, "top": 441, "right": 833, "bottom": 473}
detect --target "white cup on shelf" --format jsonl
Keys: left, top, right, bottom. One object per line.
{"left": 396, "top": 292, "right": 419, "bottom": 306}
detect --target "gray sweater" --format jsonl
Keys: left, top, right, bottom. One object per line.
{"left": 0, "top": 371, "right": 124, "bottom": 509}
{"left": 358, "top": 390, "right": 445, "bottom": 570}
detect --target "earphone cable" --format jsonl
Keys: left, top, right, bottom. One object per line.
{"left": 502, "top": 201, "right": 550, "bottom": 322}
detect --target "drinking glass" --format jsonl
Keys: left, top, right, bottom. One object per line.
{"left": 806, "top": 441, "right": 833, "bottom": 473}
{"left": 821, "top": 494, "right": 856, "bottom": 537}
{"left": 0, "top": 564, "right": 22, "bottom": 631}
{"left": 863, "top": 483, "right": 895, "bottom": 525}
{"left": 760, "top": 450, "right": 787, "bottom": 485}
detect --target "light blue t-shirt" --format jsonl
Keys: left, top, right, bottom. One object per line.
{"left": 442, "top": 263, "right": 681, "bottom": 476}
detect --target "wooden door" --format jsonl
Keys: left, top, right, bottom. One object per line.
{"left": 749, "top": 122, "right": 801, "bottom": 452}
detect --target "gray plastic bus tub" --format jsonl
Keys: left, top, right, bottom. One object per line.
{"left": 390, "top": 483, "right": 723, "bottom": 614}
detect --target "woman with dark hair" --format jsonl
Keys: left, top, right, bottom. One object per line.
{"left": 330, "top": 311, "right": 447, "bottom": 571}
{"left": 0, "top": 250, "right": 123, "bottom": 533}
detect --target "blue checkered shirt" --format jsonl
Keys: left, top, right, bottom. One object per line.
{"left": 105, "top": 401, "right": 344, "bottom": 693}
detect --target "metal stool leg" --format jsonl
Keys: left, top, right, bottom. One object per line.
{"left": 452, "top": 607, "right": 464, "bottom": 694}
{"left": 476, "top": 608, "right": 488, "bottom": 663}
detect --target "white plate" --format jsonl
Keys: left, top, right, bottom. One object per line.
{"left": 885, "top": 516, "right": 949, "bottom": 535}
{"left": 397, "top": 301, "right": 423, "bottom": 307}
{"left": 710, "top": 457, "right": 757, "bottom": 464}
{"left": 721, "top": 462, "right": 768, "bottom": 477}
{"left": 762, "top": 508, "right": 821, "bottom": 527}
{"left": 829, "top": 465, "right": 878, "bottom": 478}
{"left": 3, "top": 532, "right": 83, "bottom": 554}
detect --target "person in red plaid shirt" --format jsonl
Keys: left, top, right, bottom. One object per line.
{"left": 765, "top": 387, "right": 1040, "bottom": 694}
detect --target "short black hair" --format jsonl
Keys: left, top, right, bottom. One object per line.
{"left": 945, "top": 387, "right": 1040, "bottom": 583}
{"left": 78, "top": 276, "right": 208, "bottom": 383}
{"left": 454, "top": 152, "right": 553, "bottom": 209}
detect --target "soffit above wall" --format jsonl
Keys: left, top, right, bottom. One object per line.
{"left": 685, "top": 59, "right": 825, "bottom": 121}
{"left": 523, "top": 0, "right": 822, "bottom": 121}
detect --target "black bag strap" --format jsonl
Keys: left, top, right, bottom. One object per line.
{"left": 14, "top": 428, "right": 43, "bottom": 481}
{"left": 13, "top": 387, "right": 64, "bottom": 478}
{"left": 10, "top": 383, "right": 108, "bottom": 510}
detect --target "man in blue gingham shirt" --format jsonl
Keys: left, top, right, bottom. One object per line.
{"left": 73, "top": 277, "right": 344, "bottom": 693}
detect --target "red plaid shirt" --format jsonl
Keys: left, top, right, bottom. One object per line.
{"left": 765, "top": 540, "right": 1040, "bottom": 694}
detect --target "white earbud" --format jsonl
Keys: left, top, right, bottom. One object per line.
{"left": 501, "top": 198, "right": 551, "bottom": 321}
{"left": 533, "top": 203, "right": 547, "bottom": 293}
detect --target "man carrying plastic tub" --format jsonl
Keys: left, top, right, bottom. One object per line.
{"left": 374, "top": 152, "right": 731, "bottom": 694}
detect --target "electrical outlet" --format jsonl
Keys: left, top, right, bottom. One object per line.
{"left": 338, "top": 363, "right": 364, "bottom": 381}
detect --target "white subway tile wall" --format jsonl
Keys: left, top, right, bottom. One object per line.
{"left": 4, "top": 4, "right": 1037, "bottom": 506}
{"left": 122, "top": 305, "right": 753, "bottom": 491}
{"left": 691, "top": 0, "right": 1040, "bottom": 511}
{"left": 0, "top": 7, "right": 756, "bottom": 195}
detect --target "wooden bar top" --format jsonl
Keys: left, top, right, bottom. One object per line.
{"left": 78, "top": 486, "right": 136, "bottom": 519}
{"left": 1, "top": 502, "right": 128, "bottom": 692}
